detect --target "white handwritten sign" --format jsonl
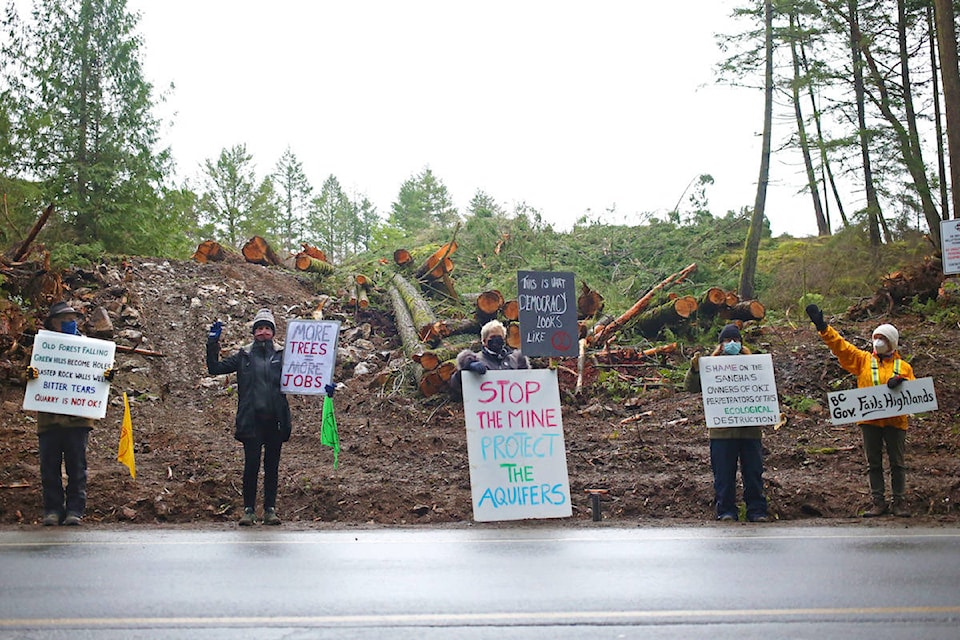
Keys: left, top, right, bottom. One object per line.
{"left": 827, "top": 377, "right": 938, "bottom": 425}
{"left": 941, "top": 219, "right": 960, "bottom": 275}
{"left": 462, "top": 369, "right": 572, "bottom": 522}
{"left": 280, "top": 320, "right": 340, "bottom": 395}
{"left": 699, "top": 354, "right": 781, "bottom": 428}
{"left": 23, "top": 330, "right": 115, "bottom": 419}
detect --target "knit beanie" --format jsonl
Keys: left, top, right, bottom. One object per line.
{"left": 718, "top": 324, "right": 741, "bottom": 342}
{"left": 872, "top": 323, "right": 899, "bottom": 351}
{"left": 251, "top": 308, "right": 276, "bottom": 333}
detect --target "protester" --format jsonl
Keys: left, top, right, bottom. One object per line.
{"left": 26, "top": 301, "right": 115, "bottom": 526}
{"left": 449, "top": 319, "right": 530, "bottom": 396}
{"left": 684, "top": 323, "right": 769, "bottom": 522}
{"left": 805, "top": 304, "right": 916, "bottom": 517}
{"left": 206, "top": 308, "right": 313, "bottom": 526}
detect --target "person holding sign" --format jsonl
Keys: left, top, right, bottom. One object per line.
{"left": 806, "top": 305, "right": 916, "bottom": 517}
{"left": 450, "top": 320, "right": 530, "bottom": 397}
{"left": 25, "top": 302, "right": 116, "bottom": 526}
{"left": 206, "top": 308, "right": 298, "bottom": 526}
{"left": 684, "top": 324, "right": 769, "bottom": 523}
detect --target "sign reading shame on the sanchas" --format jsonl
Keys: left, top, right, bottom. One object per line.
{"left": 699, "top": 353, "right": 781, "bottom": 428}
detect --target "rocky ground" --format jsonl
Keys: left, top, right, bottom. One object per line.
{"left": 1, "top": 257, "right": 958, "bottom": 529}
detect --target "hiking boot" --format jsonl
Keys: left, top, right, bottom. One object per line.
{"left": 262, "top": 508, "right": 281, "bottom": 526}
{"left": 862, "top": 500, "right": 888, "bottom": 517}
{"left": 238, "top": 508, "right": 257, "bottom": 526}
{"left": 717, "top": 513, "right": 736, "bottom": 522}
{"left": 62, "top": 513, "right": 82, "bottom": 526}
{"left": 42, "top": 512, "right": 60, "bottom": 527}
{"left": 891, "top": 499, "right": 911, "bottom": 518}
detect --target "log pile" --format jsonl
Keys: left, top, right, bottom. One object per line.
{"left": 847, "top": 255, "right": 945, "bottom": 319}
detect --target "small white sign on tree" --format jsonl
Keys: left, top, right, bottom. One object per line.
{"left": 462, "top": 369, "right": 572, "bottom": 522}
{"left": 23, "top": 330, "right": 115, "bottom": 419}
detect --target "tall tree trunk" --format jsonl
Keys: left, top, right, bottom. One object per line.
{"left": 934, "top": 0, "right": 960, "bottom": 220}
{"left": 739, "top": 0, "right": 773, "bottom": 301}
{"left": 789, "top": 11, "right": 828, "bottom": 236}
{"left": 928, "top": 4, "right": 950, "bottom": 220}
{"left": 848, "top": 0, "right": 883, "bottom": 247}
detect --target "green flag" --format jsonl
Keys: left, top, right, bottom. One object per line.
{"left": 321, "top": 395, "right": 340, "bottom": 468}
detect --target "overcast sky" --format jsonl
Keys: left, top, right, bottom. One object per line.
{"left": 129, "top": 0, "right": 822, "bottom": 237}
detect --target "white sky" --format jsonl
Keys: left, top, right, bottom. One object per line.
{"left": 129, "top": 0, "right": 823, "bottom": 237}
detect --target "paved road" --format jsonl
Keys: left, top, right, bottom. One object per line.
{"left": 1, "top": 526, "right": 958, "bottom": 639}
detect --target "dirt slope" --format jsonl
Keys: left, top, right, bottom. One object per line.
{"left": 1, "top": 257, "right": 959, "bottom": 528}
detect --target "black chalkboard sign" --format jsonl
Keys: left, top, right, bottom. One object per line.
{"left": 517, "top": 271, "right": 578, "bottom": 357}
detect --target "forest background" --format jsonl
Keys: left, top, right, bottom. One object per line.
{"left": 0, "top": 0, "right": 959, "bottom": 317}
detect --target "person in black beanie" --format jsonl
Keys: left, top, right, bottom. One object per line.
{"left": 206, "top": 308, "right": 308, "bottom": 526}
{"left": 685, "top": 323, "right": 769, "bottom": 522}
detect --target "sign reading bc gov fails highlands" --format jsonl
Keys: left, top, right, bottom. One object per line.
{"left": 517, "top": 270, "right": 578, "bottom": 357}
{"left": 23, "top": 330, "right": 115, "bottom": 419}
{"left": 699, "top": 354, "right": 781, "bottom": 428}
{"left": 462, "top": 369, "right": 572, "bottom": 522}
{"left": 827, "top": 377, "right": 938, "bottom": 425}
{"left": 280, "top": 320, "right": 340, "bottom": 395}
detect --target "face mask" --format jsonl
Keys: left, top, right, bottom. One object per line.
{"left": 486, "top": 336, "right": 505, "bottom": 353}
{"left": 722, "top": 341, "right": 742, "bottom": 355}
{"left": 873, "top": 339, "right": 890, "bottom": 354}
{"left": 60, "top": 320, "right": 78, "bottom": 335}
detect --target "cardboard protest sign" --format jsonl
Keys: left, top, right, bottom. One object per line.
{"left": 941, "top": 219, "right": 960, "bottom": 275}
{"left": 699, "top": 353, "right": 781, "bottom": 428}
{"left": 827, "top": 377, "right": 938, "bottom": 425}
{"left": 280, "top": 320, "right": 340, "bottom": 395}
{"left": 23, "top": 330, "right": 115, "bottom": 419}
{"left": 462, "top": 369, "right": 572, "bottom": 522}
{"left": 517, "top": 270, "right": 578, "bottom": 357}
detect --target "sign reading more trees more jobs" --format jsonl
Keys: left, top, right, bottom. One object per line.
{"left": 827, "top": 378, "right": 938, "bottom": 425}
{"left": 517, "top": 271, "right": 578, "bottom": 357}
{"left": 280, "top": 320, "right": 340, "bottom": 395}
{"left": 699, "top": 354, "right": 781, "bottom": 428}
{"left": 940, "top": 219, "right": 960, "bottom": 275}
{"left": 462, "top": 369, "right": 572, "bottom": 522}
{"left": 23, "top": 330, "right": 115, "bottom": 419}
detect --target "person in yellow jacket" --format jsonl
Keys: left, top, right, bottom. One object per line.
{"left": 805, "top": 304, "right": 915, "bottom": 517}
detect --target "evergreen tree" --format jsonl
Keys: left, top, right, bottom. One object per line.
{"left": 200, "top": 144, "right": 260, "bottom": 248}
{"left": 272, "top": 147, "right": 312, "bottom": 254}
{"left": 388, "top": 167, "right": 459, "bottom": 234}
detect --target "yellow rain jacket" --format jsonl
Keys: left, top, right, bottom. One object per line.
{"left": 818, "top": 325, "right": 915, "bottom": 430}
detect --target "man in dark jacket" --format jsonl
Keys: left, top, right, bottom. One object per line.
{"left": 27, "top": 301, "right": 114, "bottom": 526}
{"left": 207, "top": 308, "right": 291, "bottom": 526}
{"left": 449, "top": 319, "right": 530, "bottom": 398}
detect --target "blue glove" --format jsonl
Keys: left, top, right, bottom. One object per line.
{"left": 324, "top": 383, "right": 336, "bottom": 397}
{"left": 467, "top": 361, "right": 487, "bottom": 374}
{"left": 207, "top": 321, "right": 223, "bottom": 342}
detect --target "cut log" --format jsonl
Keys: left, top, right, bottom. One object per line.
{"left": 697, "top": 287, "right": 727, "bottom": 318}
{"left": 577, "top": 282, "right": 605, "bottom": 319}
{"left": 475, "top": 290, "right": 504, "bottom": 320}
{"left": 592, "top": 263, "right": 697, "bottom": 346}
{"left": 387, "top": 284, "right": 423, "bottom": 360}
{"left": 390, "top": 272, "right": 439, "bottom": 343}
{"left": 724, "top": 290, "right": 740, "bottom": 307}
{"left": 295, "top": 253, "right": 335, "bottom": 275}
{"left": 505, "top": 322, "right": 521, "bottom": 350}
{"left": 4, "top": 203, "right": 54, "bottom": 263}
{"left": 347, "top": 284, "right": 358, "bottom": 309}
{"left": 414, "top": 335, "right": 479, "bottom": 371}
{"left": 300, "top": 243, "right": 327, "bottom": 262}
{"left": 502, "top": 299, "right": 519, "bottom": 321}
{"left": 354, "top": 274, "right": 372, "bottom": 289}
{"left": 721, "top": 300, "right": 766, "bottom": 322}
{"left": 393, "top": 248, "right": 414, "bottom": 268}
{"left": 597, "top": 343, "right": 678, "bottom": 364}
{"left": 415, "top": 241, "right": 458, "bottom": 279}
{"left": 191, "top": 240, "right": 225, "bottom": 264}
{"left": 637, "top": 296, "right": 698, "bottom": 339}
{"left": 242, "top": 236, "right": 283, "bottom": 266}
{"left": 419, "top": 318, "right": 481, "bottom": 344}
{"left": 357, "top": 286, "right": 369, "bottom": 309}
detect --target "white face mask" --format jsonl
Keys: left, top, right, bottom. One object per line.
{"left": 873, "top": 338, "right": 890, "bottom": 354}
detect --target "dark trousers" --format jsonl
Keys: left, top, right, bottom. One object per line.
{"left": 710, "top": 438, "right": 767, "bottom": 519}
{"left": 860, "top": 424, "right": 906, "bottom": 501}
{"left": 38, "top": 428, "right": 90, "bottom": 518}
{"left": 242, "top": 423, "right": 283, "bottom": 511}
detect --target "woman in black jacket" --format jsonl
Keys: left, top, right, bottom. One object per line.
{"left": 207, "top": 308, "right": 291, "bottom": 526}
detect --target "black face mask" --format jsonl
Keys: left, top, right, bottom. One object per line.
{"left": 486, "top": 336, "right": 505, "bottom": 353}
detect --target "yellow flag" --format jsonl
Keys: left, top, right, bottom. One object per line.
{"left": 118, "top": 392, "right": 136, "bottom": 479}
